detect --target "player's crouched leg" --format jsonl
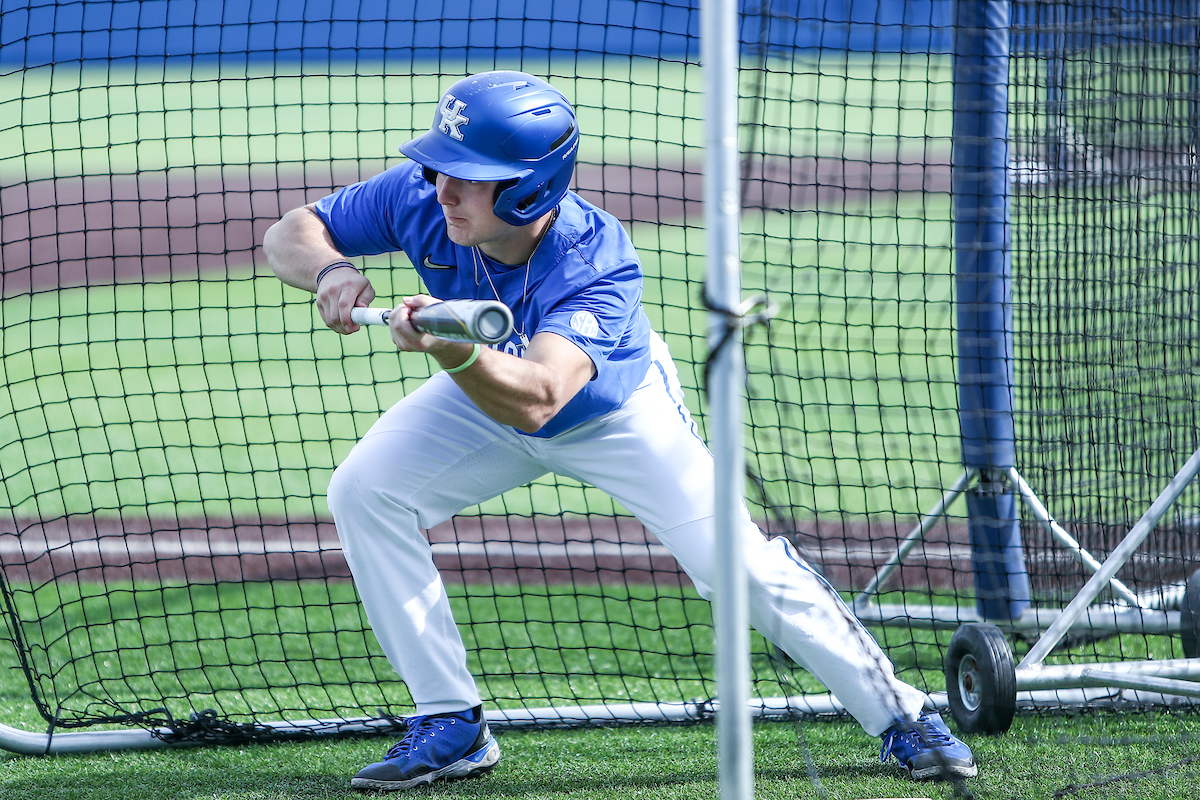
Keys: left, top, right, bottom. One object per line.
{"left": 351, "top": 706, "right": 500, "bottom": 791}
{"left": 879, "top": 709, "right": 977, "bottom": 780}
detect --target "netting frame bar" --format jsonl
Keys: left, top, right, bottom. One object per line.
{"left": 0, "top": 698, "right": 823, "bottom": 756}
{"left": 5, "top": 682, "right": 1198, "bottom": 756}
{"left": 1016, "top": 446, "right": 1200, "bottom": 666}
{"left": 853, "top": 468, "right": 1164, "bottom": 624}
{"left": 855, "top": 447, "right": 1200, "bottom": 704}
{"left": 954, "top": 0, "right": 1033, "bottom": 621}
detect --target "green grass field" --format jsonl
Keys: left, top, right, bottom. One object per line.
{"left": 0, "top": 53, "right": 965, "bottom": 522}
{"left": 0, "top": 54, "right": 955, "bottom": 182}
{"left": 0, "top": 200, "right": 964, "bottom": 523}
{"left": 0, "top": 574, "right": 1188, "bottom": 733}
{"left": 0, "top": 577, "right": 1197, "bottom": 800}
{"left": 1, "top": 691, "right": 1199, "bottom": 800}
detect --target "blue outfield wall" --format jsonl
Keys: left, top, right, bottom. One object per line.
{"left": 1, "top": 0, "right": 956, "bottom": 68}
{"left": 3, "top": 0, "right": 1188, "bottom": 69}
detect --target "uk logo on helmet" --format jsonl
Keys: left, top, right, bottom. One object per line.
{"left": 438, "top": 95, "right": 470, "bottom": 141}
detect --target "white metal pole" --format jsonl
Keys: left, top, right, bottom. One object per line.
{"left": 701, "top": 0, "right": 753, "bottom": 798}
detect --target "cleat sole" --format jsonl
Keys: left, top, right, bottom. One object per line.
{"left": 910, "top": 761, "right": 978, "bottom": 781}
{"left": 351, "top": 739, "right": 500, "bottom": 791}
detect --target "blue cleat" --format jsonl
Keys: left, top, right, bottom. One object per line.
{"left": 351, "top": 705, "right": 500, "bottom": 791}
{"left": 880, "top": 710, "right": 977, "bottom": 780}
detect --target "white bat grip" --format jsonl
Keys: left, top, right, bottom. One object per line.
{"left": 350, "top": 307, "right": 390, "bottom": 326}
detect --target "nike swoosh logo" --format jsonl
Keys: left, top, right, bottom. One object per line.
{"left": 422, "top": 254, "right": 455, "bottom": 270}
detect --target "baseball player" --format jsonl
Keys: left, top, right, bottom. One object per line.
{"left": 263, "top": 70, "right": 976, "bottom": 790}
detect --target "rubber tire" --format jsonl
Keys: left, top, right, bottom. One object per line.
{"left": 944, "top": 622, "right": 1017, "bottom": 735}
{"left": 1181, "top": 568, "right": 1200, "bottom": 658}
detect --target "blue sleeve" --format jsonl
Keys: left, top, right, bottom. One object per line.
{"left": 311, "top": 164, "right": 423, "bottom": 257}
{"left": 537, "top": 261, "right": 642, "bottom": 377}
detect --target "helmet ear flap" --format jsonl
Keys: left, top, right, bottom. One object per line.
{"left": 422, "top": 167, "right": 438, "bottom": 186}
{"left": 515, "top": 188, "right": 542, "bottom": 213}
{"left": 494, "top": 179, "right": 518, "bottom": 205}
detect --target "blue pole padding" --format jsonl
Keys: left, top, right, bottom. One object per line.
{"left": 966, "top": 485, "right": 1031, "bottom": 619}
{"left": 954, "top": 0, "right": 1029, "bottom": 619}
{"left": 954, "top": 0, "right": 1016, "bottom": 470}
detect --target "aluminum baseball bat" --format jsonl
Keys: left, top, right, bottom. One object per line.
{"left": 350, "top": 299, "right": 514, "bottom": 345}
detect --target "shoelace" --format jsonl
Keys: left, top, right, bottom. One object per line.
{"left": 384, "top": 715, "right": 458, "bottom": 760}
{"left": 880, "top": 713, "right": 953, "bottom": 762}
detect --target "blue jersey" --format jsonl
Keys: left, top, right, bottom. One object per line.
{"left": 313, "top": 161, "right": 653, "bottom": 438}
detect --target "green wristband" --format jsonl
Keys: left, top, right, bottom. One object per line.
{"left": 444, "top": 343, "right": 481, "bottom": 374}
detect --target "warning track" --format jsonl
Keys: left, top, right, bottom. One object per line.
{"left": 0, "top": 514, "right": 970, "bottom": 589}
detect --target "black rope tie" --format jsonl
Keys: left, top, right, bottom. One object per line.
{"left": 701, "top": 291, "right": 779, "bottom": 396}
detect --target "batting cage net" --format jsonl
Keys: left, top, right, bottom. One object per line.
{"left": 999, "top": 5, "right": 1200, "bottom": 714}
{"left": 1008, "top": 2, "right": 1200, "bottom": 615}
{"left": 0, "top": 0, "right": 1197, "bottom": 746}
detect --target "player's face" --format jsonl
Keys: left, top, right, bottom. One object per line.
{"left": 434, "top": 174, "right": 510, "bottom": 249}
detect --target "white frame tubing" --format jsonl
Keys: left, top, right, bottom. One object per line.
{"left": 702, "top": 0, "right": 754, "bottom": 797}
{"left": 0, "top": 699, "right": 821, "bottom": 755}
{"left": 1077, "top": 669, "right": 1200, "bottom": 699}
{"left": 855, "top": 602, "right": 1179, "bottom": 634}
{"left": 1006, "top": 467, "right": 1142, "bottom": 607}
{"left": 7, "top": 685, "right": 1197, "bottom": 755}
{"left": 854, "top": 468, "right": 975, "bottom": 608}
{"left": 851, "top": 451, "right": 1200, "bottom": 701}
{"left": 855, "top": 459, "right": 1193, "bottom": 626}
{"left": 1020, "top": 659, "right": 1200, "bottom": 689}
{"left": 1019, "top": 445, "right": 1200, "bottom": 669}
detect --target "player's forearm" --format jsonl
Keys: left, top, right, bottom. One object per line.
{"left": 264, "top": 205, "right": 346, "bottom": 292}
{"left": 431, "top": 343, "right": 569, "bottom": 433}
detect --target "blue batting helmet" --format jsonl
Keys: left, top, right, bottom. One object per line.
{"left": 399, "top": 71, "right": 580, "bottom": 226}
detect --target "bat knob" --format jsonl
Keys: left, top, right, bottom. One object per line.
{"left": 476, "top": 306, "right": 514, "bottom": 344}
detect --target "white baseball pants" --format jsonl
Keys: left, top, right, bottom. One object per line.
{"left": 326, "top": 332, "right": 926, "bottom": 736}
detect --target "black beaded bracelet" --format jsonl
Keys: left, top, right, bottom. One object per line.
{"left": 316, "top": 261, "right": 358, "bottom": 287}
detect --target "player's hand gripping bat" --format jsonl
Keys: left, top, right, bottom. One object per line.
{"left": 350, "top": 299, "right": 514, "bottom": 345}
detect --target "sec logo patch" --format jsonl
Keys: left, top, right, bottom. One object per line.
{"left": 570, "top": 310, "right": 600, "bottom": 338}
